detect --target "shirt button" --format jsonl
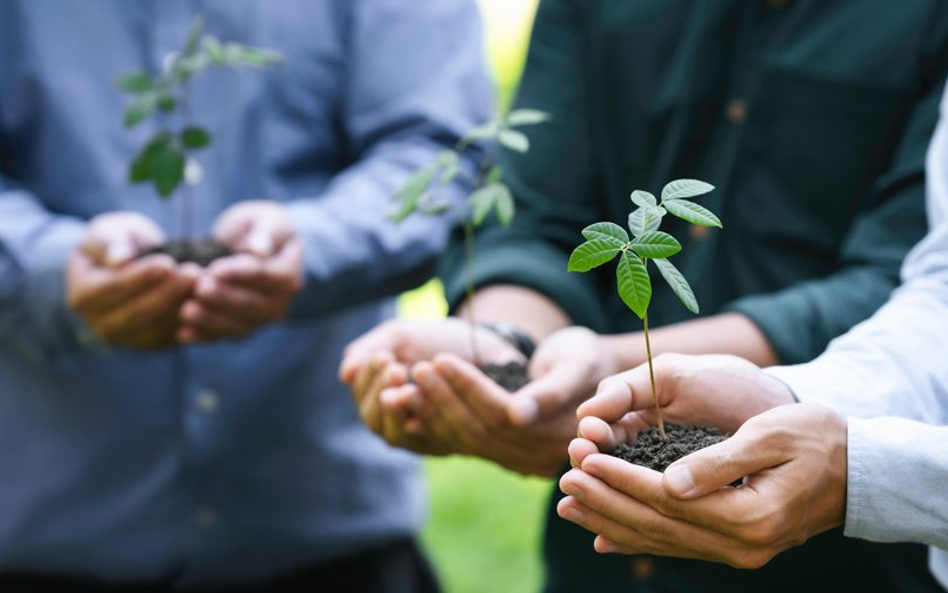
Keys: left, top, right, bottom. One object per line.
{"left": 632, "top": 557, "right": 656, "bottom": 581}
{"left": 196, "top": 389, "right": 220, "bottom": 414}
{"left": 195, "top": 507, "right": 219, "bottom": 529}
{"left": 726, "top": 98, "right": 747, "bottom": 124}
{"left": 689, "top": 224, "right": 711, "bottom": 241}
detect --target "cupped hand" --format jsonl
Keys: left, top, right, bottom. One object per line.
{"left": 338, "top": 318, "right": 524, "bottom": 453}
{"left": 178, "top": 201, "right": 303, "bottom": 343}
{"left": 67, "top": 212, "right": 198, "bottom": 349}
{"left": 557, "top": 402, "right": 847, "bottom": 568}
{"left": 573, "top": 353, "right": 796, "bottom": 459}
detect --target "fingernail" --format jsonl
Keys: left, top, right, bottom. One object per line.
{"left": 665, "top": 464, "right": 695, "bottom": 496}
{"left": 511, "top": 398, "right": 538, "bottom": 425}
{"left": 106, "top": 243, "right": 133, "bottom": 267}
{"left": 560, "top": 480, "right": 584, "bottom": 498}
{"left": 582, "top": 461, "right": 602, "bottom": 480}
{"left": 559, "top": 505, "right": 584, "bottom": 523}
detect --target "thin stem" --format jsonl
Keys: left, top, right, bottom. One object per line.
{"left": 179, "top": 85, "right": 194, "bottom": 240}
{"left": 463, "top": 223, "right": 482, "bottom": 365}
{"left": 643, "top": 312, "right": 668, "bottom": 441}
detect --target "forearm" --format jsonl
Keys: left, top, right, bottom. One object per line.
{"left": 602, "top": 312, "right": 779, "bottom": 370}
{"left": 457, "top": 284, "right": 571, "bottom": 343}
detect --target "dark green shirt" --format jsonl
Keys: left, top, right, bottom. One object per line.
{"left": 441, "top": 0, "right": 948, "bottom": 591}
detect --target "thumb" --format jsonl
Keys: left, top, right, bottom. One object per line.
{"left": 662, "top": 423, "right": 783, "bottom": 499}
{"left": 508, "top": 361, "right": 590, "bottom": 426}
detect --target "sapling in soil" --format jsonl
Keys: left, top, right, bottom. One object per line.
{"left": 568, "top": 179, "right": 728, "bottom": 471}
{"left": 116, "top": 15, "right": 282, "bottom": 265}
{"left": 389, "top": 109, "right": 550, "bottom": 390}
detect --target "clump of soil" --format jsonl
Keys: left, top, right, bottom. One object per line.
{"left": 613, "top": 423, "right": 728, "bottom": 473}
{"left": 480, "top": 361, "right": 530, "bottom": 392}
{"left": 139, "top": 239, "right": 232, "bottom": 266}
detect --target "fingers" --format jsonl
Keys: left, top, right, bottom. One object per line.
{"left": 510, "top": 361, "right": 590, "bottom": 426}
{"left": 660, "top": 423, "right": 786, "bottom": 499}
{"left": 82, "top": 212, "right": 166, "bottom": 267}
{"left": 577, "top": 372, "right": 640, "bottom": 423}
{"left": 93, "top": 266, "right": 197, "bottom": 344}
{"left": 68, "top": 253, "right": 177, "bottom": 315}
{"left": 213, "top": 200, "right": 296, "bottom": 258}
{"left": 433, "top": 354, "right": 511, "bottom": 428}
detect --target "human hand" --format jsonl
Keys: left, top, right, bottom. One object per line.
{"left": 571, "top": 353, "right": 796, "bottom": 460}
{"left": 338, "top": 318, "right": 525, "bottom": 454}
{"left": 354, "top": 325, "right": 619, "bottom": 475}
{"left": 178, "top": 201, "right": 304, "bottom": 342}
{"left": 557, "top": 402, "right": 847, "bottom": 568}
{"left": 66, "top": 212, "right": 199, "bottom": 349}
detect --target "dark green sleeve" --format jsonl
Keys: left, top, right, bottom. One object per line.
{"left": 727, "top": 64, "right": 948, "bottom": 364}
{"left": 439, "top": 0, "right": 609, "bottom": 330}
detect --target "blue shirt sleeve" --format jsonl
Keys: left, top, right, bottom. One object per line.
{"left": 283, "top": 0, "right": 493, "bottom": 320}
{"left": 0, "top": 178, "right": 98, "bottom": 361}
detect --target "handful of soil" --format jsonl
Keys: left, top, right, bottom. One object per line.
{"left": 613, "top": 424, "right": 728, "bottom": 473}
{"left": 480, "top": 361, "right": 530, "bottom": 392}
{"left": 139, "top": 239, "right": 232, "bottom": 266}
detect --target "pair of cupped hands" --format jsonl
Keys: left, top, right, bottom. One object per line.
{"left": 66, "top": 201, "right": 303, "bottom": 349}
{"left": 340, "top": 324, "right": 848, "bottom": 569}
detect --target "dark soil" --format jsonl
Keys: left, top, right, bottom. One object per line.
{"left": 613, "top": 423, "right": 729, "bottom": 473}
{"left": 138, "top": 239, "right": 232, "bottom": 266}
{"left": 480, "top": 361, "right": 530, "bottom": 392}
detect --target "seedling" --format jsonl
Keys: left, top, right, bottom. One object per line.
{"left": 567, "top": 179, "right": 721, "bottom": 439}
{"left": 115, "top": 15, "right": 281, "bottom": 251}
{"left": 389, "top": 108, "right": 550, "bottom": 362}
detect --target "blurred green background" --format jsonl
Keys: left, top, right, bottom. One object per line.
{"left": 396, "top": 2, "right": 555, "bottom": 592}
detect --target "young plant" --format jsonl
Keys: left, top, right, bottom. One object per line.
{"left": 115, "top": 15, "right": 282, "bottom": 239}
{"left": 389, "top": 108, "right": 551, "bottom": 361}
{"left": 567, "top": 179, "right": 721, "bottom": 440}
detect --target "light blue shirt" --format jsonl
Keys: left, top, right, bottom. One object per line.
{"left": 0, "top": 0, "right": 490, "bottom": 586}
{"left": 768, "top": 82, "right": 948, "bottom": 589}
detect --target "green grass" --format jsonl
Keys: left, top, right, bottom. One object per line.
{"left": 422, "top": 457, "right": 553, "bottom": 593}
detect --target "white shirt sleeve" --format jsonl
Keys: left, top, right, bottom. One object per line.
{"left": 763, "top": 85, "right": 948, "bottom": 570}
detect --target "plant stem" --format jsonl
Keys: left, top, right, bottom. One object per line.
{"left": 463, "top": 223, "right": 482, "bottom": 365}
{"left": 643, "top": 313, "right": 668, "bottom": 441}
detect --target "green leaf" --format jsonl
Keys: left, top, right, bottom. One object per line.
{"left": 663, "top": 199, "right": 723, "bottom": 228}
{"left": 437, "top": 150, "right": 460, "bottom": 186}
{"left": 629, "top": 190, "right": 656, "bottom": 208}
{"left": 504, "top": 109, "right": 551, "bottom": 127}
{"left": 128, "top": 132, "right": 172, "bottom": 184}
{"left": 567, "top": 240, "right": 622, "bottom": 272}
{"left": 151, "top": 141, "right": 185, "bottom": 198}
{"left": 616, "top": 251, "right": 651, "bottom": 319}
{"left": 498, "top": 129, "right": 529, "bottom": 153}
{"left": 494, "top": 183, "right": 515, "bottom": 226}
{"left": 628, "top": 205, "right": 666, "bottom": 237}
{"left": 654, "top": 258, "right": 699, "bottom": 314}
{"left": 181, "top": 127, "right": 211, "bottom": 149}
{"left": 630, "top": 230, "right": 682, "bottom": 258}
{"left": 581, "top": 222, "right": 628, "bottom": 247}
{"left": 661, "top": 178, "right": 715, "bottom": 201}
{"left": 123, "top": 94, "right": 157, "bottom": 128}
{"left": 486, "top": 166, "right": 503, "bottom": 185}
{"left": 421, "top": 201, "right": 451, "bottom": 216}
{"left": 470, "top": 184, "right": 497, "bottom": 227}
{"left": 116, "top": 71, "right": 155, "bottom": 93}
{"left": 157, "top": 93, "right": 176, "bottom": 112}
{"left": 223, "top": 44, "right": 284, "bottom": 67}
{"left": 204, "top": 36, "right": 226, "bottom": 64}
{"left": 182, "top": 15, "right": 206, "bottom": 59}
{"left": 389, "top": 164, "right": 437, "bottom": 222}
{"left": 459, "top": 121, "right": 500, "bottom": 147}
